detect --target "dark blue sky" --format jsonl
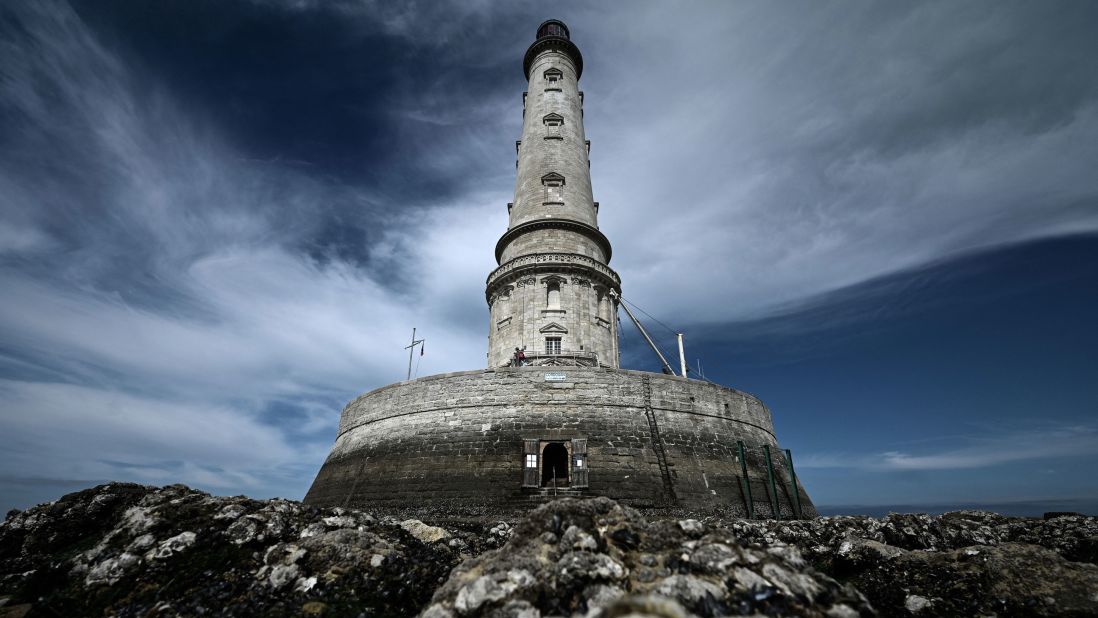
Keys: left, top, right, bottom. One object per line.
{"left": 1, "top": 1, "right": 1096, "bottom": 515}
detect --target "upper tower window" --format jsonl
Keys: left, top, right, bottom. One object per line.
{"left": 543, "top": 68, "right": 563, "bottom": 90}
{"left": 546, "top": 281, "right": 561, "bottom": 310}
{"left": 496, "top": 286, "right": 513, "bottom": 314}
{"left": 543, "top": 113, "right": 564, "bottom": 139}
{"left": 541, "top": 172, "right": 565, "bottom": 205}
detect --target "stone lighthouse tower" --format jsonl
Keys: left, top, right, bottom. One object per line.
{"left": 304, "top": 20, "right": 816, "bottom": 519}
{"left": 487, "top": 19, "right": 620, "bottom": 369}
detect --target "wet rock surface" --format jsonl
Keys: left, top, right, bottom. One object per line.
{"left": 424, "top": 498, "right": 871, "bottom": 618}
{"left": 0, "top": 484, "right": 492, "bottom": 617}
{"left": 1, "top": 484, "right": 1095, "bottom": 617}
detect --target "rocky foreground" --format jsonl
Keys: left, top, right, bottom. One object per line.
{"left": 1, "top": 484, "right": 1097, "bottom": 617}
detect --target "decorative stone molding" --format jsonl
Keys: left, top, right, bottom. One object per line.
{"left": 540, "top": 274, "right": 568, "bottom": 285}
{"left": 487, "top": 251, "right": 619, "bottom": 289}
{"left": 488, "top": 284, "right": 514, "bottom": 305}
{"left": 524, "top": 36, "right": 583, "bottom": 80}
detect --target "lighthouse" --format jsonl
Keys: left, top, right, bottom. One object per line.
{"left": 305, "top": 20, "right": 815, "bottom": 518}
{"left": 487, "top": 19, "right": 620, "bottom": 369}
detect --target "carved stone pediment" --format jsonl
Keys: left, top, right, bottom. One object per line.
{"left": 539, "top": 322, "right": 568, "bottom": 334}
{"left": 540, "top": 274, "right": 568, "bottom": 285}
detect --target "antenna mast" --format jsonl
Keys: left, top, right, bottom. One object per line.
{"left": 677, "top": 333, "right": 687, "bottom": 378}
{"left": 611, "top": 291, "right": 676, "bottom": 375}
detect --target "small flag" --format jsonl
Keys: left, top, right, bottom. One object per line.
{"left": 420, "top": 342, "right": 425, "bottom": 356}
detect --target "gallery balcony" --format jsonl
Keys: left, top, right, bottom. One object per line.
{"left": 509, "top": 350, "right": 601, "bottom": 368}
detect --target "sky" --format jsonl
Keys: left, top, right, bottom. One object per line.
{"left": 1, "top": 0, "right": 1096, "bottom": 516}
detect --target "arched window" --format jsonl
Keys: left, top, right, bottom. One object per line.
{"left": 597, "top": 290, "right": 610, "bottom": 321}
{"left": 547, "top": 281, "right": 561, "bottom": 309}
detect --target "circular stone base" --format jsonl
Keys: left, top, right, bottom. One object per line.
{"left": 304, "top": 366, "right": 814, "bottom": 517}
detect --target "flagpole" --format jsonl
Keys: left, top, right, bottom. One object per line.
{"left": 405, "top": 328, "right": 425, "bottom": 381}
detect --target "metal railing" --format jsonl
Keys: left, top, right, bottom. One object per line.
{"left": 510, "top": 350, "right": 600, "bottom": 367}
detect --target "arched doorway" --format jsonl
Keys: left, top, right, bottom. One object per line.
{"left": 541, "top": 442, "right": 569, "bottom": 486}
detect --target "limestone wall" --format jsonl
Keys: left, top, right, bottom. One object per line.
{"left": 487, "top": 273, "right": 619, "bottom": 368}
{"left": 304, "top": 367, "right": 814, "bottom": 518}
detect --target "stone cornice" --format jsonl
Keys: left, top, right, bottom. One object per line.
{"left": 485, "top": 252, "right": 621, "bottom": 302}
{"left": 524, "top": 36, "right": 583, "bottom": 80}
{"left": 495, "top": 219, "right": 611, "bottom": 263}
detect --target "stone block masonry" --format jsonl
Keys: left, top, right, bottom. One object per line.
{"left": 304, "top": 366, "right": 815, "bottom": 517}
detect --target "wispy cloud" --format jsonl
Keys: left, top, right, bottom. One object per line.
{"left": 799, "top": 425, "right": 1098, "bottom": 471}
{"left": 587, "top": 2, "right": 1098, "bottom": 321}
{"left": 0, "top": 1, "right": 498, "bottom": 504}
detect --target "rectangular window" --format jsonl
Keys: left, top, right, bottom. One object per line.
{"left": 546, "top": 183, "right": 562, "bottom": 203}
{"left": 525, "top": 454, "right": 537, "bottom": 468}
{"left": 576, "top": 457, "right": 584, "bottom": 468}
{"left": 545, "top": 337, "right": 562, "bottom": 354}
{"left": 544, "top": 69, "right": 563, "bottom": 92}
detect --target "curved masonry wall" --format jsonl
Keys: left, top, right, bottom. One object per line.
{"left": 305, "top": 367, "right": 815, "bottom": 517}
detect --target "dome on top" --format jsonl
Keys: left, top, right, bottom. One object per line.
{"left": 536, "top": 19, "right": 569, "bottom": 40}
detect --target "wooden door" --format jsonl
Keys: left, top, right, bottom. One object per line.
{"left": 523, "top": 439, "right": 539, "bottom": 487}
{"left": 571, "top": 438, "right": 588, "bottom": 488}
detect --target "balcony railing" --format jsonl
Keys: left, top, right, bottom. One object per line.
{"left": 506, "top": 350, "right": 600, "bottom": 368}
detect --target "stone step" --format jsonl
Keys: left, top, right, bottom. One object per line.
{"left": 503, "top": 488, "right": 588, "bottom": 505}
